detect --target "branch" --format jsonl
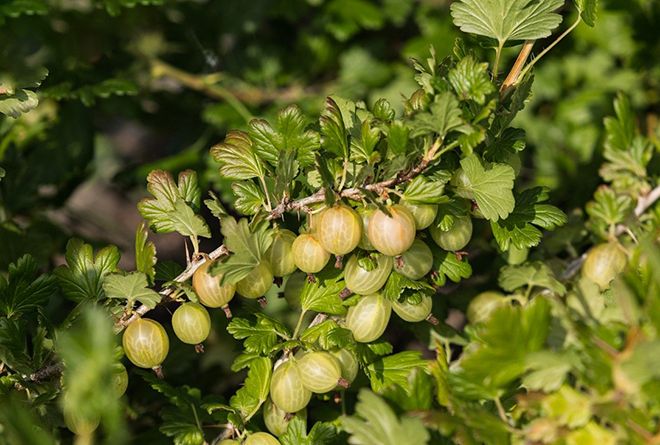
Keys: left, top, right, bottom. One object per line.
{"left": 500, "top": 41, "right": 534, "bottom": 95}
{"left": 615, "top": 185, "right": 660, "bottom": 236}
{"left": 267, "top": 139, "right": 442, "bottom": 219}
{"left": 115, "top": 244, "right": 229, "bottom": 332}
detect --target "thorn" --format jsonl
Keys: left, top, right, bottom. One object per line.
{"left": 222, "top": 306, "right": 233, "bottom": 318}
{"left": 184, "top": 241, "right": 192, "bottom": 268}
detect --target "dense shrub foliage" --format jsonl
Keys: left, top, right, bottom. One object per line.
{"left": 0, "top": 1, "right": 659, "bottom": 444}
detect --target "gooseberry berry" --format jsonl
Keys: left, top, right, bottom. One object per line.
{"left": 266, "top": 229, "right": 298, "bottom": 277}
{"left": 344, "top": 253, "right": 392, "bottom": 295}
{"left": 331, "top": 349, "right": 358, "bottom": 385}
{"left": 263, "top": 398, "right": 306, "bottom": 437}
{"left": 357, "top": 206, "right": 376, "bottom": 250}
{"left": 402, "top": 201, "right": 438, "bottom": 230}
{"left": 317, "top": 204, "right": 362, "bottom": 263}
{"left": 582, "top": 242, "right": 627, "bottom": 291}
{"left": 236, "top": 261, "right": 274, "bottom": 299}
{"left": 291, "top": 234, "right": 330, "bottom": 274}
{"left": 394, "top": 239, "right": 433, "bottom": 279}
{"left": 429, "top": 215, "right": 472, "bottom": 251}
{"left": 467, "top": 291, "right": 505, "bottom": 324}
{"left": 296, "top": 351, "right": 347, "bottom": 393}
{"left": 345, "top": 293, "right": 391, "bottom": 343}
{"left": 367, "top": 205, "right": 416, "bottom": 256}
{"left": 171, "top": 302, "right": 211, "bottom": 346}
{"left": 192, "top": 258, "right": 236, "bottom": 316}
{"left": 244, "top": 432, "right": 281, "bottom": 445}
{"left": 122, "top": 318, "right": 169, "bottom": 370}
{"left": 283, "top": 271, "right": 306, "bottom": 308}
{"left": 269, "top": 360, "right": 312, "bottom": 413}
{"left": 392, "top": 294, "right": 435, "bottom": 323}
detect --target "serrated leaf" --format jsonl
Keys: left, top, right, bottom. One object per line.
{"left": 575, "top": 0, "right": 598, "bottom": 26}
{"left": 274, "top": 150, "right": 300, "bottom": 200}
{"left": 232, "top": 181, "right": 265, "bottom": 215}
{"left": 350, "top": 116, "right": 382, "bottom": 164}
{"left": 448, "top": 56, "right": 495, "bottom": 104}
{"left": 409, "top": 92, "right": 464, "bottom": 138}
{"left": 103, "top": 272, "right": 161, "bottom": 309}
{"left": 320, "top": 97, "right": 349, "bottom": 157}
{"left": 300, "top": 319, "right": 354, "bottom": 350}
{"left": 248, "top": 105, "right": 318, "bottom": 167}
{"left": 365, "top": 351, "right": 427, "bottom": 393}
{"left": 342, "top": 389, "right": 430, "bottom": 445}
{"left": 402, "top": 176, "right": 449, "bottom": 205}
{"left": 280, "top": 417, "right": 336, "bottom": 445}
{"left": 541, "top": 385, "right": 591, "bottom": 428}
{"left": 204, "top": 191, "right": 228, "bottom": 219}
{"left": 457, "top": 154, "right": 515, "bottom": 221}
{"left": 138, "top": 170, "right": 210, "bottom": 238}
{"left": 0, "top": 89, "right": 39, "bottom": 118}
{"left": 430, "top": 249, "right": 473, "bottom": 287}
{"left": 227, "top": 314, "right": 290, "bottom": 354}
{"left": 229, "top": 357, "right": 272, "bottom": 423}
{"left": 0, "top": 255, "right": 56, "bottom": 318}
{"left": 490, "top": 187, "right": 567, "bottom": 250}
{"left": 484, "top": 127, "right": 526, "bottom": 163}
{"left": 54, "top": 239, "right": 120, "bottom": 302}
{"left": 451, "top": 0, "right": 564, "bottom": 46}
{"left": 586, "top": 186, "right": 633, "bottom": 237}
{"left": 212, "top": 218, "right": 273, "bottom": 285}
{"left": 382, "top": 272, "right": 434, "bottom": 301}
{"left": 300, "top": 269, "right": 347, "bottom": 315}
{"left": 211, "top": 131, "right": 266, "bottom": 180}
{"left": 498, "top": 261, "right": 566, "bottom": 296}
{"left": 386, "top": 120, "right": 410, "bottom": 156}
{"left": 450, "top": 296, "right": 551, "bottom": 398}
{"left": 135, "top": 223, "right": 156, "bottom": 285}
{"left": 523, "top": 351, "right": 575, "bottom": 392}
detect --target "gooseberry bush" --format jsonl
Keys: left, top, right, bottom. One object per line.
{"left": 1, "top": 1, "right": 660, "bottom": 444}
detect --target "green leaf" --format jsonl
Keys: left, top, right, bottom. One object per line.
{"left": 575, "top": 0, "right": 598, "bottom": 26}
{"left": 211, "top": 131, "right": 266, "bottom": 180}
{"left": 541, "top": 385, "right": 591, "bottom": 428}
{"left": 320, "top": 96, "right": 349, "bottom": 157}
{"left": 103, "top": 272, "right": 161, "bottom": 309}
{"left": 159, "top": 406, "right": 206, "bottom": 445}
{"left": 248, "top": 105, "right": 319, "bottom": 167}
{"left": 280, "top": 417, "right": 336, "bottom": 445}
{"left": 135, "top": 222, "right": 157, "bottom": 285}
{"left": 451, "top": 0, "right": 564, "bottom": 46}
{"left": 342, "top": 389, "right": 430, "bottom": 445}
{"left": 490, "top": 187, "right": 567, "bottom": 250}
{"left": 498, "top": 261, "right": 566, "bottom": 296}
{"left": 382, "top": 272, "right": 434, "bottom": 302}
{"left": 212, "top": 218, "right": 273, "bottom": 285}
{"left": 138, "top": 170, "right": 210, "bottom": 238}
{"left": 54, "top": 239, "right": 120, "bottom": 302}
{"left": 300, "top": 269, "right": 347, "bottom": 315}
{"left": 365, "top": 351, "right": 428, "bottom": 393}
{"left": 229, "top": 357, "right": 272, "bottom": 423}
{"left": 300, "top": 319, "right": 354, "bottom": 350}
{"left": 448, "top": 56, "right": 495, "bottom": 105}
{"left": 386, "top": 120, "right": 410, "bottom": 156}
{"left": 402, "top": 176, "right": 450, "bottom": 204}
{"left": 0, "top": 394, "right": 56, "bottom": 445}
{"left": 350, "top": 116, "right": 382, "bottom": 164}
{"left": 456, "top": 154, "right": 515, "bottom": 221}
{"left": 430, "top": 248, "right": 473, "bottom": 287}
{"left": 409, "top": 92, "right": 464, "bottom": 138}
{"left": 0, "top": 89, "right": 39, "bottom": 118}
{"left": 227, "top": 314, "right": 290, "bottom": 354}
{"left": 58, "top": 306, "right": 124, "bottom": 440}
{"left": 450, "top": 296, "right": 551, "bottom": 398}
{"left": 586, "top": 186, "right": 633, "bottom": 238}
{"left": 565, "top": 422, "right": 616, "bottom": 445}
{"left": 0, "top": 255, "right": 56, "bottom": 318}
{"left": 232, "top": 182, "right": 265, "bottom": 216}
{"left": 523, "top": 351, "right": 575, "bottom": 392}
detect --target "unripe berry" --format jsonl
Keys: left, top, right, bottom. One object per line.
{"left": 263, "top": 398, "right": 306, "bottom": 437}
{"left": 357, "top": 206, "right": 377, "bottom": 250}
{"left": 236, "top": 261, "right": 274, "bottom": 299}
{"left": 269, "top": 360, "right": 312, "bottom": 413}
{"left": 344, "top": 253, "right": 392, "bottom": 295}
{"left": 467, "top": 291, "right": 505, "bottom": 324}
{"left": 192, "top": 259, "right": 236, "bottom": 309}
{"left": 430, "top": 215, "right": 472, "bottom": 251}
{"left": 402, "top": 201, "right": 438, "bottom": 230}
{"left": 122, "top": 318, "right": 169, "bottom": 369}
{"left": 171, "top": 302, "right": 211, "bottom": 345}
{"left": 331, "top": 349, "right": 358, "bottom": 385}
{"left": 266, "top": 229, "right": 298, "bottom": 277}
{"left": 345, "top": 293, "right": 391, "bottom": 343}
{"left": 582, "top": 242, "right": 627, "bottom": 291}
{"left": 394, "top": 239, "right": 433, "bottom": 279}
{"left": 296, "top": 351, "right": 346, "bottom": 393}
{"left": 291, "top": 234, "right": 330, "bottom": 274}
{"left": 244, "top": 432, "right": 281, "bottom": 445}
{"left": 392, "top": 294, "right": 434, "bottom": 322}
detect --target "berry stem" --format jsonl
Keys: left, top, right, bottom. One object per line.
{"left": 153, "top": 366, "right": 164, "bottom": 379}
{"left": 195, "top": 344, "right": 205, "bottom": 354}
{"left": 222, "top": 305, "right": 233, "bottom": 319}
{"left": 257, "top": 297, "right": 268, "bottom": 308}
{"left": 426, "top": 314, "right": 439, "bottom": 325}
{"left": 339, "top": 288, "right": 352, "bottom": 299}
{"left": 334, "top": 255, "right": 344, "bottom": 269}
{"left": 337, "top": 377, "right": 350, "bottom": 389}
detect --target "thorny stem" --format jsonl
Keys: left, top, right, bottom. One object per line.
{"left": 267, "top": 138, "right": 443, "bottom": 220}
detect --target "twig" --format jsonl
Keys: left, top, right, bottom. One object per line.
{"left": 115, "top": 244, "right": 229, "bottom": 332}
{"left": 615, "top": 185, "right": 660, "bottom": 236}
{"left": 268, "top": 139, "right": 443, "bottom": 219}
{"left": 27, "top": 363, "right": 63, "bottom": 382}
{"left": 500, "top": 41, "right": 534, "bottom": 95}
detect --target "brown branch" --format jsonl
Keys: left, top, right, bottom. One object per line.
{"left": 500, "top": 41, "right": 534, "bottom": 95}
{"left": 115, "top": 244, "right": 229, "bottom": 332}
{"left": 267, "top": 139, "right": 442, "bottom": 220}
{"left": 27, "top": 363, "right": 63, "bottom": 382}
{"left": 615, "top": 184, "right": 660, "bottom": 236}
